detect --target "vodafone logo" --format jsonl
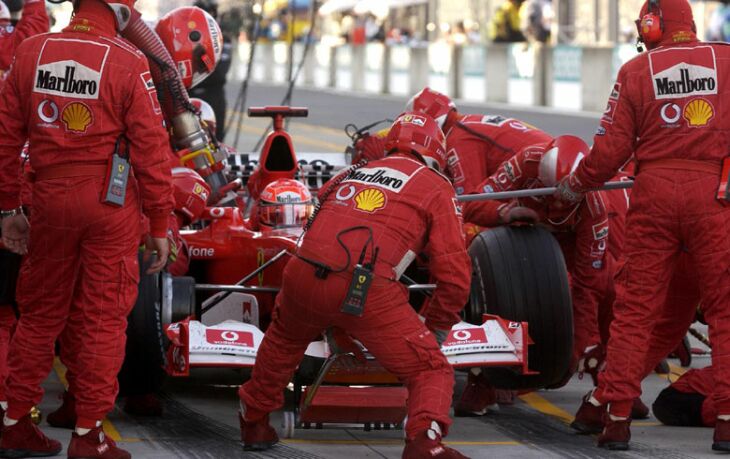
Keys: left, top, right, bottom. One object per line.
{"left": 453, "top": 330, "right": 473, "bottom": 341}
{"left": 445, "top": 328, "right": 487, "bottom": 346}
{"left": 221, "top": 331, "right": 239, "bottom": 341}
{"left": 38, "top": 100, "right": 59, "bottom": 124}
{"left": 190, "top": 246, "right": 215, "bottom": 257}
{"left": 336, "top": 184, "right": 356, "bottom": 201}
{"left": 206, "top": 329, "right": 254, "bottom": 347}
{"left": 660, "top": 103, "right": 681, "bottom": 125}
{"left": 209, "top": 207, "right": 225, "bottom": 218}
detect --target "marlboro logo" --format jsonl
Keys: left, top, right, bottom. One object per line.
{"left": 344, "top": 167, "right": 415, "bottom": 193}
{"left": 650, "top": 46, "right": 718, "bottom": 100}
{"left": 655, "top": 68, "right": 716, "bottom": 97}
{"left": 36, "top": 66, "right": 99, "bottom": 97}
{"left": 34, "top": 39, "right": 109, "bottom": 100}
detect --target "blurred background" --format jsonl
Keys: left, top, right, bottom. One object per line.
{"left": 41, "top": 0, "right": 730, "bottom": 114}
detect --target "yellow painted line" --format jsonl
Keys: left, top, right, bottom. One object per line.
{"left": 282, "top": 439, "right": 519, "bottom": 446}
{"left": 633, "top": 422, "right": 661, "bottom": 427}
{"left": 667, "top": 363, "right": 688, "bottom": 383}
{"left": 51, "top": 358, "right": 138, "bottom": 443}
{"left": 519, "top": 391, "right": 575, "bottom": 424}
{"left": 446, "top": 441, "right": 521, "bottom": 446}
{"left": 52, "top": 357, "right": 68, "bottom": 387}
{"left": 519, "top": 365, "right": 690, "bottom": 427}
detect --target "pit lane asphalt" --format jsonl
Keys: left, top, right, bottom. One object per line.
{"left": 36, "top": 85, "right": 715, "bottom": 457}
{"left": 40, "top": 352, "right": 712, "bottom": 458}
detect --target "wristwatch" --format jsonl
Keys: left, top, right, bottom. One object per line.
{"left": 0, "top": 207, "right": 23, "bottom": 220}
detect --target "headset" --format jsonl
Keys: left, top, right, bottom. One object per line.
{"left": 636, "top": 0, "right": 663, "bottom": 50}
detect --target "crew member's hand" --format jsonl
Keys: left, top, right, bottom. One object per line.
{"left": 554, "top": 174, "right": 584, "bottom": 204}
{"left": 1, "top": 214, "right": 30, "bottom": 255}
{"left": 498, "top": 201, "right": 539, "bottom": 225}
{"left": 144, "top": 236, "right": 170, "bottom": 274}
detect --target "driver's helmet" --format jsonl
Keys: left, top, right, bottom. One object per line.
{"left": 155, "top": 6, "right": 223, "bottom": 89}
{"left": 172, "top": 167, "right": 211, "bottom": 225}
{"left": 405, "top": 87, "right": 455, "bottom": 129}
{"left": 190, "top": 97, "right": 216, "bottom": 133}
{"left": 258, "top": 179, "right": 313, "bottom": 230}
{"left": 384, "top": 112, "right": 447, "bottom": 173}
{"left": 537, "top": 135, "right": 588, "bottom": 187}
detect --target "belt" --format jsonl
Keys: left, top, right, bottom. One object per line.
{"left": 33, "top": 163, "right": 108, "bottom": 182}
{"left": 295, "top": 252, "right": 395, "bottom": 281}
{"left": 638, "top": 158, "right": 720, "bottom": 175}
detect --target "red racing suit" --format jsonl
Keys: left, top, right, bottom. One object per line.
{"left": 570, "top": 39, "right": 730, "bottom": 418}
{"left": 0, "top": 0, "right": 48, "bottom": 404}
{"left": 0, "top": 15, "right": 173, "bottom": 428}
{"left": 444, "top": 114, "right": 552, "bottom": 195}
{"left": 0, "top": 0, "right": 48, "bottom": 80}
{"left": 239, "top": 154, "right": 471, "bottom": 438}
{"left": 463, "top": 144, "right": 613, "bottom": 363}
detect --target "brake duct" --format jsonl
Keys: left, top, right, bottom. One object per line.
{"left": 122, "top": 9, "right": 228, "bottom": 199}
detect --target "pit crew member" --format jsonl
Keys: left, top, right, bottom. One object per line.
{"left": 43, "top": 162, "right": 210, "bottom": 431}
{"left": 0, "top": 0, "right": 49, "bottom": 424}
{"left": 407, "top": 87, "right": 553, "bottom": 196}
{"left": 0, "top": 0, "right": 48, "bottom": 81}
{"left": 463, "top": 136, "right": 614, "bottom": 380}
{"left": 653, "top": 365, "right": 716, "bottom": 428}
{"left": 189, "top": 0, "right": 231, "bottom": 142}
{"left": 0, "top": 0, "right": 173, "bottom": 457}
{"left": 556, "top": 0, "right": 730, "bottom": 451}
{"left": 238, "top": 113, "right": 472, "bottom": 459}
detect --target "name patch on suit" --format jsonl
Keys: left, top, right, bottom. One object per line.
{"left": 34, "top": 39, "right": 110, "bottom": 100}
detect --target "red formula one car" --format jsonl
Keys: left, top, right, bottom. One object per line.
{"left": 120, "top": 107, "right": 573, "bottom": 434}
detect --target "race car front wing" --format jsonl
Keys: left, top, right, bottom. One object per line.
{"left": 164, "top": 314, "right": 534, "bottom": 377}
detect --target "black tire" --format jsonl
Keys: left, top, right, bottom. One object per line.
{"left": 467, "top": 226, "right": 573, "bottom": 390}
{"left": 118, "top": 255, "right": 167, "bottom": 397}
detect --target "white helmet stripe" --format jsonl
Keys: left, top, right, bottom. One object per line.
{"left": 538, "top": 147, "right": 559, "bottom": 186}
{"left": 570, "top": 152, "right": 585, "bottom": 173}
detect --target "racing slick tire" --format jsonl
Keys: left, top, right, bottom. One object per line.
{"left": 118, "top": 254, "right": 167, "bottom": 398}
{"left": 467, "top": 226, "right": 573, "bottom": 390}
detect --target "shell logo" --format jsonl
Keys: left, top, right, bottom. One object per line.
{"left": 61, "top": 102, "right": 93, "bottom": 133}
{"left": 354, "top": 188, "right": 386, "bottom": 212}
{"left": 683, "top": 98, "right": 714, "bottom": 127}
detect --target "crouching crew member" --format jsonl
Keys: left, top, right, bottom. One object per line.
{"left": 238, "top": 112, "right": 472, "bottom": 459}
